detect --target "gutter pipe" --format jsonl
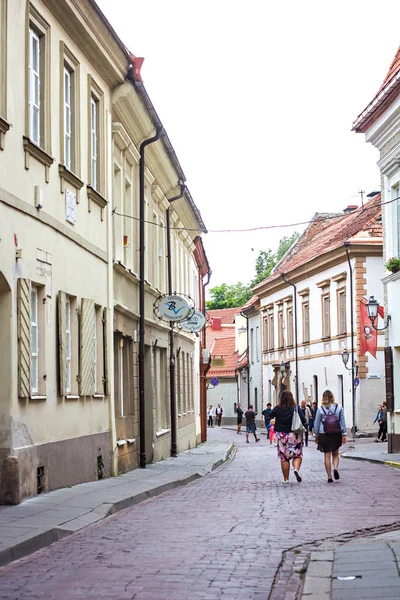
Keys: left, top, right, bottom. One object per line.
{"left": 344, "top": 242, "right": 356, "bottom": 441}
{"left": 280, "top": 273, "right": 299, "bottom": 404}
{"left": 139, "top": 126, "right": 162, "bottom": 469}
{"left": 166, "top": 183, "right": 186, "bottom": 457}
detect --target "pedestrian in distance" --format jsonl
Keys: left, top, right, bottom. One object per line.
{"left": 309, "top": 401, "right": 317, "bottom": 435}
{"left": 262, "top": 403, "right": 273, "bottom": 439}
{"left": 268, "top": 390, "right": 307, "bottom": 483}
{"left": 299, "top": 400, "right": 311, "bottom": 447}
{"left": 269, "top": 419, "right": 277, "bottom": 446}
{"left": 381, "top": 402, "right": 388, "bottom": 442}
{"left": 207, "top": 405, "right": 214, "bottom": 428}
{"left": 245, "top": 405, "right": 260, "bottom": 443}
{"left": 373, "top": 404, "right": 384, "bottom": 442}
{"left": 236, "top": 403, "right": 244, "bottom": 434}
{"left": 313, "top": 390, "right": 347, "bottom": 483}
{"left": 215, "top": 403, "right": 223, "bottom": 426}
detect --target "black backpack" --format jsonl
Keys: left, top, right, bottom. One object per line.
{"left": 321, "top": 405, "right": 341, "bottom": 434}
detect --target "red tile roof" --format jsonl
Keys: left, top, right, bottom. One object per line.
{"left": 206, "top": 307, "right": 242, "bottom": 324}
{"left": 353, "top": 45, "right": 400, "bottom": 132}
{"left": 241, "top": 295, "right": 260, "bottom": 311}
{"left": 207, "top": 336, "right": 239, "bottom": 379}
{"left": 253, "top": 194, "right": 382, "bottom": 292}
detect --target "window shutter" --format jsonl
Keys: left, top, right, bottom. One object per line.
{"left": 103, "top": 307, "right": 109, "bottom": 396}
{"left": 385, "top": 346, "right": 394, "bottom": 411}
{"left": 80, "top": 298, "right": 95, "bottom": 396}
{"left": 17, "top": 278, "right": 32, "bottom": 398}
{"left": 58, "top": 291, "right": 67, "bottom": 396}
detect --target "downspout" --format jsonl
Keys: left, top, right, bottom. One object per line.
{"left": 166, "top": 183, "right": 186, "bottom": 458}
{"left": 201, "top": 270, "right": 212, "bottom": 442}
{"left": 281, "top": 273, "right": 299, "bottom": 404}
{"left": 240, "top": 311, "right": 251, "bottom": 409}
{"left": 344, "top": 242, "right": 356, "bottom": 441}
{"left": 139, "top": 126, "right": 162, "bottom": 469}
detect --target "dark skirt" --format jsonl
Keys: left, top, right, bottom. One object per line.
{"left": 317, "top": 433, "right": 342, "bottom": 453}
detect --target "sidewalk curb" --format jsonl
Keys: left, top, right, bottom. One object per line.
{"left": 384, "top": 460, "right": 400, "bottom": 469}
{"left": 0, "top": 444, "right": 234, "bottom": 568}
{"left": 342, "top": 454, "right": 400, "bottom": 469}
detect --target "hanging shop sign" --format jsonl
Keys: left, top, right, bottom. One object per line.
{"left": 181, "top": 310, "right": 206, "bottom": 332}
{"left": 154, "top": 294, "right": 191, "bottom": 322}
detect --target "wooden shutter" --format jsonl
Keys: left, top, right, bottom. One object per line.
{"left": 103, "top": 307, "right": 109, "bottom": 396}
{"left": 58, "top": 291, "right": 67, "bottom": 396}
{"left": 17, "top": 278, "right": 32, "bottom": 398}
{"left": 79, "top": 298, "right": 95, "bottom": 396}
{"left": 385, "top": 346, "right": 394, "bottom": 411}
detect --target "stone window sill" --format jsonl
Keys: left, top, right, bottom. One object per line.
{"left": 23, "top": 136, "right": 54, "bottom": 182}
{"left": 0, "top": 116, "right": 11, "bottom": 150}
{"left": 59, "top": 164, "right": 84, "bottom": 195}
{"left": 30, "top": 395, "right": 47, "bottom": 401}
{"left": 87, "top": 185, "right": 107, "bottom": 220}
{"left": 155, "top": 428, "right": 171, "bottom": 438}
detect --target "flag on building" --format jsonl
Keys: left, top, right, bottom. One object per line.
{"left": 359, "top": 300, "right": 384, "bottom": 358}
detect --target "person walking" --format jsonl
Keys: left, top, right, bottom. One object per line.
{"left": 207, "top": 405, "right": 214, "bottom": 428}
{"left": 309, "top": 401, "right": 317, "bottom": 435}
{"left": 245, "top": 405, "right": 260, "bottom": 443}
{"left": 236, "top": 403, "right": 244, "bottom": 434}
{"left": 313, "top": 390, "right": 347, "bottom": 483}
{"left": 381, "top": 402, "right": 388, "bottom": 442}
{"left": 268, "top": 390, "right": 307, "bottom": 483}
{"left": 299, "top": 400, "right": 311, "bottom": 447}
{"left": 215, "top": 403, "right": 223, "bottom": 426}
{"left": 262, "top": 403, "right": 273, "bottom": 439}
{"left": 373, "top": 404, "right": 384, "bottom": 442}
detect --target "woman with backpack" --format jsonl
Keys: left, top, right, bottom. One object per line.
{"left": 314, "top": 390, "right": 347, "bottom": 483}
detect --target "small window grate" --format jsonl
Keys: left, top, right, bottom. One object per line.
{"left": 97, "top": 455, "right": 104, "bottom": 480}
{"left": 37, "top": 466, "right": 45, "bottom": 494}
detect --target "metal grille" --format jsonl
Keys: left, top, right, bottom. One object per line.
{"left": 37, "top": 466, "right": 45, "bottom": 494}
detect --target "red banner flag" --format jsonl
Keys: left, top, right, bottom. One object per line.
{"left": 359, "top": 300, "right": 384, "bottom": 358}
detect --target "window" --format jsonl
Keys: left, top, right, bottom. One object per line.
{"left": 269, "top": 314, "right": 275, "bottom": 350}
{"left": 303, "top": 302, "right": 310, "bottom": 343}
{"left": 322, "top": 294, "right": 330, "bottom": 338}
{"left": 28, "top": 28, "right": 40, "bottom": 145}
{"left": 64, "top": 68, "right": 71, "bottom": 169}
{"left": 31, "top": 286, "right": 39, "bottom": 392}
{"left": 393, "top": 184, "right": 400, "bottom": 255}
{"left": 176, "top": 349, "right": 182, "bottom": 414}
{"left": 338, "top": 289, "right": 346, "bottom": 335}
{"left": 287, "top": 307, "right": 293, "bottom": 346}
{"left": 58, "top": 292, "right": 79, "bottom": 397}
{"left": 256, "top": 326, "right": 260, "bottom": 362}
{"left": 155, "top": 347, "right": 168, "bottom": 430}
{"left": 0, "top": 0, "right": 8, "bottom": 123}
{"left": 114, "top": 334, "right": 134, "bottom": 418}
{"left": 91, "top": 96, "right": 98, "bottom": 189}
{"left": 263, "top": 316, "right": 268, "bottom": 352}
{"left": 278, "top": 308, "right": 284, "bottom": 348}
{"left": 250, "top": 328, "right": 254, "bottom": 363}
{"left": 79, "top": 299, "right": 104, "bottom": 396}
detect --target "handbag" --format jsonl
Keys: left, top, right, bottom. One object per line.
{"left": 292, "top": 407, "right": 306, "bottom": 434}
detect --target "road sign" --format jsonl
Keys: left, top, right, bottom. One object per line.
{"left": 211, "top": 377, "right": 219, "bottom": 386}
{"left": 354, "top": 377, "right": 360, "bottom": 387}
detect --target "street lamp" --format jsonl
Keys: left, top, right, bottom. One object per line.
{"left": 341, "top": 348, "right": 358, "bottom": 441}
{"left": 280, "top": 361, "right": 286, "bottom": 376}
{"left": 366, "top": 295, "right": 391, "bottom": 331}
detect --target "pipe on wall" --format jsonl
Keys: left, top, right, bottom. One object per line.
{"left": 139, "top": 126, "right": 162, "bottom": 469}
{"left": 344, "top": 242, "right": 356, "bottom": 440}
{"left": 281, "top": 273, "right": 299, "bottom": 404}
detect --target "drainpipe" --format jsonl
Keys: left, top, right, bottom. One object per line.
{"left": 240, "top": 311, "right": 251, "bottom": 409}
{"left": 281, "top": 273, "right": 299, "bottom": 404}
{"left": 200, "top": 270, "right": 212, "bottom": 442}
{"left": 166, "top": 183, "right": 186, "bottom": 458}
{"left": 139, "top": 126, "right": 162, "bottom": 469}
{"left": 344, "top": 242, "right": 356, "bottom": 441}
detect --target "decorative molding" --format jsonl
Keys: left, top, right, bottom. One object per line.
{"left": 59, "top": 164, "right": 84, "bottom": 196}
{"left": 87, "top": 185, "right": 107, "bottom": 220}
{"left": 331, "top": 272, "right": 347, "bottom": 283}
{"left": 0, "top": 116, "right": 10, "bottom": 150}
{"left": 23, "top": 136, "right": 54, "bottom": 182}
{"left": 382, "top": 270, "right": 400, "bottom": 284}
{"left": 316, "top": 278, "right": 331, "bottom": 288}
{"left": 298, "top": 287, "right": 309, "bottom": 297}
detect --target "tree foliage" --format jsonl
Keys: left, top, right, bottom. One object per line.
{"left": 205, "top": 232, "right": 300, "bottom": 310}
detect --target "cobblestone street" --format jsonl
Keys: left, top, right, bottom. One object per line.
{"left": 0, "top": 428, "right": 400, "bottom": 600}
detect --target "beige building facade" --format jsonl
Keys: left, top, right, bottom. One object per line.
{"left": 0, "top": 0, "right": 207, "bottom": 503}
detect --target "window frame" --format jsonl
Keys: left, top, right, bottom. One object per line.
{"left": 31, "top": 286, "right": 39, "bottom": 393}
{"left": 302, "top": 301, "right": 310, "bottom": 344}
{"left": 277, "top": 307, "right": 284, "bottom": 349}
{"left": 337, "top": 288, "right": 346, "bottom": 336}
{"left": 321, "top": 293, "right": 331, "bottom": 338}
{"left": 87, "top": 75, "right": 104, "bottom": 195}
{"left": 286, "top": 305, "right": 294, "bottom": 347}
{"left": 268, "top": 313, "right": 275, "bottom": 350}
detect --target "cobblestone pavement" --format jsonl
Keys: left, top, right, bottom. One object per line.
{"left": 1, "top": 428, "right": 400, "bottom": 600}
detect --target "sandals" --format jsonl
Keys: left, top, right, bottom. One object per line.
{"left": 333, "top": 469, "right": 340, "bottom": 480}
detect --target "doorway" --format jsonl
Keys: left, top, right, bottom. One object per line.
{"left": 144, "top": 345, "right": 154, "bottom": 464}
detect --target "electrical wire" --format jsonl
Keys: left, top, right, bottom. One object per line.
{"left": 112, "top": 193, "right": 397, "bottom": 234}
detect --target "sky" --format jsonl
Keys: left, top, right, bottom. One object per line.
{"left": 96, "top": 0, "right": 400, "bottom": 290}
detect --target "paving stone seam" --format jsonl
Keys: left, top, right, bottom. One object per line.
{"left": 0, "top": 444, "right": 236, "bottom": 570}
{"left": 269, "top": 520, "right": 400, "bottom": 599}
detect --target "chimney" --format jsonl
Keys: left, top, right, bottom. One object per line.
{"left": 343, "top": 205, "right": 358, "bottom": 214}
{"left": 212, "top": 317, "right": 222, "bottom": 331}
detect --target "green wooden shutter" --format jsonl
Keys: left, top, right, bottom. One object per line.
{"left": 80, "top": 298, "right": 95, "bottom": 396}
{"left": 58, "top": 291, "right": 67, "bottom": 396}
{"left": 17, "top": 278, "right": 32, "bottom": 398}
{"left": 385, "top": 346, "right": 394, "bottom": 411}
